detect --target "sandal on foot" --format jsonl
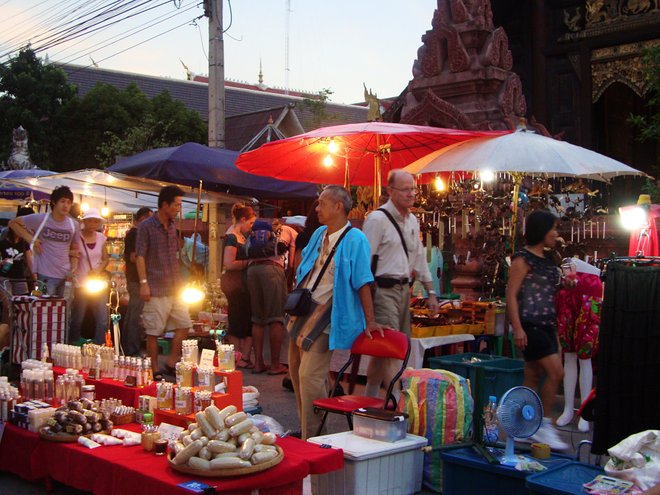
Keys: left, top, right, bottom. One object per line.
{"left": 237, "top": 359, "right": 254, "bottom": 369}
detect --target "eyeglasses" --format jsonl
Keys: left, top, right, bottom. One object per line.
{"left": 390, "top": 186, "right": 417, "bottom": 194}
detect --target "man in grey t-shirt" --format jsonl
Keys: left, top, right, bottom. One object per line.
{"left": 9, "top": 186, "right": 80, "bottom": 297}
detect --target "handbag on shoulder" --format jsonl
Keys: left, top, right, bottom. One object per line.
{"left": 284, "top": 227, "right": 351, "bottom": 317}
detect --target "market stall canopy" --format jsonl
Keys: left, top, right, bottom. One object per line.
{"left": 403, "top": 128, "right": 649, "bottom": 181}
{"left": 2, "top": 169, "right": 250, "bottom": 213}
{"left": 235, "top": 122, "right": 510, "bottom": 187}
{"left": 0, "top": 169, "right": 54, "bottom": 204}
{"left": 108, "top": 142, "right": 317, "bottom": 199}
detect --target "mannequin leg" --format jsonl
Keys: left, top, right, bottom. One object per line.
{"left": 556, "top": 352, "right": 578, "bottom": 426}
{"left": 577, "top": 358, "right": 593, "bottom": 432}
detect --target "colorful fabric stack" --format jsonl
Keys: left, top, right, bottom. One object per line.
{"left": 398, "top": 368, "right": 474, "bottom": 492}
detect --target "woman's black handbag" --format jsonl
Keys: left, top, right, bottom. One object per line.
{"left": 284, "top": 227, "right": 351, "bottom": 317}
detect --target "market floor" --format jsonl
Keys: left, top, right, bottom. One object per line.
{"left": 0, "top": 368, "right": 593, "bottom": 495}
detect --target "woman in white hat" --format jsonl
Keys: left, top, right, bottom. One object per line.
{"left": 69, "top": 208, "right": 109, "bottom": 344}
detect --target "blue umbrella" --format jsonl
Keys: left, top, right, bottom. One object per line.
{"left": 0, "top": 169, "right": 55, "bottom": 201}
{"left": 108, "top": 142, "right": 317, "bottom": 199}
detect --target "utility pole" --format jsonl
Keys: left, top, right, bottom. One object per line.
{"left": 207, "top": 0, "right": 225, "bottom": 148}
{"left": 204, "top": 0, "right": 226, "bottom": 282}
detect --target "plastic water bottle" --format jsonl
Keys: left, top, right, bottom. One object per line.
{"left": 483, "top": 395, "right": 499, "bottom": 446}
{"left": 63, "top": 279, "right": 73, "bottom": 301}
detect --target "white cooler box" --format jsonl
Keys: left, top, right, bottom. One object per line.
{"left": 307, "top": 431, "right": 427, "bottom": 495}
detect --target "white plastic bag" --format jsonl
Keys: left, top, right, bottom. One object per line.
{"left": 605, "top": 430, "right": 660, "bottom": 490}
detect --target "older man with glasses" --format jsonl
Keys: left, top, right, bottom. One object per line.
{"left": 362, "top": 169, "right": 439, "bottom": 398}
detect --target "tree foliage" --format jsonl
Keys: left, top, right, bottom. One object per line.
{"left": 0, "top": 48, "right": 207, "bottom": 172}
{"left": 0, "top": 48, "right": 76, "bottom": 167}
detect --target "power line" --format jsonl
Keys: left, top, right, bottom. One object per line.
{"left": 65, "top": 13, "right": 203, "bottom": 76}
{"left": 56, "top": 1, "right": 200, "bottom": 65}
{"left": 0, "top": 0, "right": 134, "bottom": 60}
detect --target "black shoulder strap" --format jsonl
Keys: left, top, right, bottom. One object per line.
{"left": 377, "top": 208, "right": 409, "bottom": 259}
{"left": 304, "top": 226, "right": 352, "bottom": 292}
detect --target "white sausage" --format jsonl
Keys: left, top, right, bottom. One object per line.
{"left": 229, "top": 419, "right": 253, "bottom": 437}
{"left": 225, "top": 411, "right": 247, "bottom": 427}
{"left": 250, "top": 450, "right": 278, "bottom": 465}
{"left": 209, "top": 457, "right": 251, "bottom": 469}
{"left": 239, "top": 438, "right": 255, "bottom": 460}
{"left": 207, "top": 440, "right": 236, "bottom": 454}
{"left": 195, "top": 412, "right": 216, "bottom": 439}
{"left": 172, "top": 439, "right": 203, "bottom": 465}
{"left": 188, "top": 457, "right": 211, "bottom": 471}
{"left": 205, "top": 405, "right": 236, "bottom": 430}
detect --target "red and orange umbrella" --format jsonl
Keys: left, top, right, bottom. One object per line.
{"left": 236, "top": 122, "right": 508, "bottom": 206}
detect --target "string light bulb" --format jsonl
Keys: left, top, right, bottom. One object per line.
{"left": 327, "top": 138, "right": 338, "bottom": 154}
{"left": 81, "top": 203, "right": 90, "bottom": 213}
{"left": 101, "top": 202, "right": 110, "bottom": 218}
{"left": 84, "top": 276, "right": 108, "bottom": 295}
{"left": 322, "top": 154, "right": 334, "bottom": 167}
{"left": 434, "top": 176, "right": 445, "bottom": 192}
{"left": 481, "top": 170, "right": 495, "bottom": 183}
{"left": 182, "top": 283, "right": 205, "bottom": 304}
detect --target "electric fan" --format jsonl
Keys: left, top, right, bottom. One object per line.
{"left": 496, "top": 386, "right": 543, "bottom": 466}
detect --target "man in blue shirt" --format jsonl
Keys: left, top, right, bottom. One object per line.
{"left": 288, "top": 185, "right": 383, "bottom": 439}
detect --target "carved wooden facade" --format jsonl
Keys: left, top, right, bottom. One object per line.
{"left": 386, "top": 0, "right": 659, "bottom": 175}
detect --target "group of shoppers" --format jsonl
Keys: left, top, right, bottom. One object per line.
{"left": 2, "top": 174, "right": 575, "bottom": 449}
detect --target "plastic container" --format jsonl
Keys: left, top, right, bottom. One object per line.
{"left": 526, "top": 461, "right": 605, "bottom": 495}
{"left": 428, "top": 352, "right": 504, "bottom": 390}
{"left": 477, "top": 358, "right": 525, "bottom": 408}
{"left": 352, "top": 408, "right": 408, "bottom": 442}
{"left": 441, "top": 446, "right": 572, "bottom": 495}
{"left": 308, "top": 431, "right": 427, "bottom": 495}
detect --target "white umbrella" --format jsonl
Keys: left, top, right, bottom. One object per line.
{"left": 404, "top": 128, "right": 646, "bottom": 181}
{"left": 403, "top": 127, "right": 649, "bottom": 249}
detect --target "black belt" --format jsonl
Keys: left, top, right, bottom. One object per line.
{"left": 375, "top": 276, "right": 410, "bottom": 288}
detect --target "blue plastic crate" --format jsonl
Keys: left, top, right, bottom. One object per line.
{"left": 526, "top": 461, "right": 605, "bottom": 495}
{"left": 441, "top": 446, "right": 571, "bottom": 495}
{"left": 427, "top": 352, "right": 504, "bottom": 390}
{"left": 477, "top": 358, "right": 525, "bottom": 406}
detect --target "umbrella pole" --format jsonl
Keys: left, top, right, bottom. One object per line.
{"left": 191, "top": 180, "right": 203, "bottom": 278}
{"left": 373, "top": 135, "right": 381, "bottom": 210}
{"left": 510, "top": 173, "right": 523, "bottom": 253}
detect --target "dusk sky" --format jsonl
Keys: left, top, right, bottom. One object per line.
{"left": 1, "top": 0, "right": 439, "bottom": 104}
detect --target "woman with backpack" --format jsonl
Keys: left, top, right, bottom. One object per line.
{"left": 221, "top": 203, "right": 255, "bottom": 368}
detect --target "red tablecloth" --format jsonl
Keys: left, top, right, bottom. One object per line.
{"left": 0, "top": 423, "right": 343, "bottom": 495}
{"left": 53, "top": 366, "right": 157, "bottom": 409}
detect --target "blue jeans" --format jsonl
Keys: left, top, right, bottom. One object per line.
{"left": 121, "top": 282, "right": 144, "bottom": 356}
{"left": 69, "top": 288, "right": 108, "bottom": 344}
{"left": 38, "top": 275, "right": 65, "bottom": 298}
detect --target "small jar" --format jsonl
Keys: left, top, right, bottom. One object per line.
{"left": 217, "top": 344, "right": 235, "bottom": 371}
{"left": 175, "top": 386, "right": 193, "bottom": 415}
{"left": 156, "top": 380, "right": 173, "bottom": 410}
{"left": 154, "top": 439, "right": 168, "bottom": 456}
{"left": 196, "top": 367, "right": 214, "bottom": 392}
{"left": 194, "top": 390, "right": 212, "bottom": 413}
{"left": 141, "top": 430, "right": 160, "bottom": 452}
{"left": 175, "top": 361, "right": 193, "bottom": 388}
{"left": 81, "top": 385, "right": 96, "bottom": 401}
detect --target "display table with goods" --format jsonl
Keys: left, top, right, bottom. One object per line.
{"left": 0, "top": 337, "right": 344, "bottom": 495}
{"left": 0, "top": 420, "right": 343, "bottom": 495}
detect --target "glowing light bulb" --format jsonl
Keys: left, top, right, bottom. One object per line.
{"left": 434, "top": 176, "right": 445, "bottom": 192}
{"left": 84, "top": 277, "right": 108, "bottom": 294}
{"left": 81, "top": 203, "right": 90, "bottom": 213}
{"left": 481, "top": 170, "right": 495, "bottom": 183}
{"left": 620, "top": 206, "right": 647, "bottom": 231}
{"left": 322, "top": 154, "right": 334, "bottom": 167}
{"left": 182, "top": 284, "right": 205, "bottom": 304}
{"left": 327, "top": 139, "right": 338, "bottom": 154}
{"left": 101, "top": 205, "right": 110, "bottom": 218}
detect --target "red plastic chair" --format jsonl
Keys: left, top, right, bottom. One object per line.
{"left": 312, "top": 328, "right": 410, "bottom": 436}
